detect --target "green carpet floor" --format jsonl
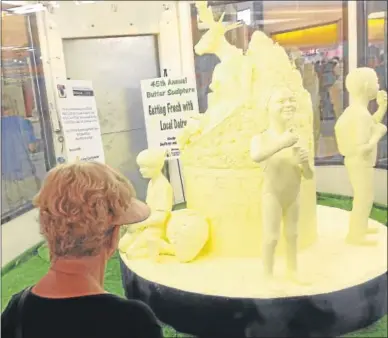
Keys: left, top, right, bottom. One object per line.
{"left": 1, "top": 194, "right": 387, "bottom": 337}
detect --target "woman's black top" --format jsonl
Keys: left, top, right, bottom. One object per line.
{"left": 1, "top": 288, "right": 163, "bottom": 338}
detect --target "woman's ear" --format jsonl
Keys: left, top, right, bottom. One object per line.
{"left": 107, "top": 226, "right": 120, "bottom": 257}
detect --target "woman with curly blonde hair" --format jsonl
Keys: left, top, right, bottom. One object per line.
{"left": 1, "top": 162, "right": 162, "bottom": 338}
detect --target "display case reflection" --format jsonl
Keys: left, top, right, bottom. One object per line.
{"left": 367, "top": 1, "right": 387, "bottom": 168}
{"left": 1, "top": 11, "right": 47, "bottom": 222}
{"left": 192, "top": 1, "right": 346, "bottom": 163}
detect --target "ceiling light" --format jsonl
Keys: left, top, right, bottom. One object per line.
{"left": 368, "top": 11, "right": 385, "bottom": 19}
{"left": 257, "top": 18, "right": 300, "bottom": 25}
{"left": 8, "top": 3, "right": 45, "bottom": 14}
{"left": 1, "top": 1, "right": 29, "bottom": 5}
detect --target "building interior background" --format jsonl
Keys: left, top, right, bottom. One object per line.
{"left": 1, "top": 0, "right": 387, "bottom": 336}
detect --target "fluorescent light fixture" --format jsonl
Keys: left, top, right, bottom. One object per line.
{"left": 269, "top": 9, "right": 341, "bottom": 14}
{"left": 8, "top": 3, "right": 45, "bottom": 14}
{"left": 1, "top": 46, "right": 33, "bottom": 50}
{"left": 257, "top": 18, "right": 300, "bottom": 25}
{"left": 1, "top": 1, "right": 29, "bottom": 5}
{"left": 368, "top": 11, "right": 385, "bottom": 19}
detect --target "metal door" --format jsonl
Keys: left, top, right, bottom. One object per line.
{"left": 63, "top": 36, "right": 159, "bottom": 200}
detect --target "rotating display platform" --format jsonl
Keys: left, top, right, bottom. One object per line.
{"left": 120, "top": 206, "right": 387, "bottom": 337}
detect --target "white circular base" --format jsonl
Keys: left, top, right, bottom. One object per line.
{"left": 121, "top": 206, "right": 387, "bottom": 299}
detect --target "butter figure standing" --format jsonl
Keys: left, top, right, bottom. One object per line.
{"left": 250, "top": 87, "right": 314, "bottom": 283}
{"left": 335, "top": 68, "right": 387, "bottom": 245}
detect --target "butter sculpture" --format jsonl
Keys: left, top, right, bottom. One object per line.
{"left": 194, "top": 1, "right": 251, "bottom": 131}
{"left": 179, "top": 2, "right": 317, "bottom": 263}
{"left": 250, "top": 87, "right": 314, "bottom": 282}
{"left": 119, "top": 4, "right": 387, "bottom": 335}
{"left": 119, "top": 148, "right": 209, "bottom": 262}
{"left": 299, "top": 62, "right": 320, "bottom": 154}
{"left": 119, "top": 149, "right": 174, "bottom": 260}
{"left": 166, "top": 209, "right": 209, "bottom": 263}
{"left": 335, "top": 68, "right": 387, "bottom": 245}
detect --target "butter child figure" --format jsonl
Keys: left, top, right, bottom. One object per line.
{"left": 118, "top": 148, "right": 175, "bottom": 260}
{"left": 250, "top": 87, "right": 314, "bottom": 284}
{"left": 335, "top": 68, "right": 387, "bottom": 245}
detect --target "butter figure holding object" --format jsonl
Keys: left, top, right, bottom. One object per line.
{"left": 250, "top": 87, "right": 314, "bottom": 283}
{"left": 335, "top": 68, "right": 387, "bottom": 245}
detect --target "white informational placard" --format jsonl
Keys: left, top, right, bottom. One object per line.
{"left": 141, "top": 76, "right": 199, "bottom": 159}
{"left": 56, "top": 80, "right": 105, "bottom": 163}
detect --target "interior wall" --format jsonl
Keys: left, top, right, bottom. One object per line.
{"left": 316, "top": 166, "right": 387, "bottom": 206}
{"left": 62, "top": 36, "right": 160, "bottom": 201}
{"left": 34, "top": 0, "right": 185, "bottom": 202}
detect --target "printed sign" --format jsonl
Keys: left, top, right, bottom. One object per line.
{"left": 141, "top": 76, "right": 199, "bottom": 159}
{"left": 56, "top": 80, "right": 105, "bottom": 163}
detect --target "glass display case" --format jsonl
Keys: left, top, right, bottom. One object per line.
{"left": 191, "top": 0, "right": 347, "bottom": 164}
{"left": 1, "top": 7, "right": 54, "bottom": 223}
{"left": 366, "top": 0, "right": 387, "bottom": 168}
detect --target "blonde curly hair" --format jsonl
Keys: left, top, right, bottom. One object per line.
{"left": 33, "top": 162, "right": 135, "bottom": 258}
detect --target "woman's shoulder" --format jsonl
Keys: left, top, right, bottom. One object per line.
{"left": 99, "top": 294, "right": 155, "bottom": 315}
{"left": 2, "top": 286, "right": 31, "bottom": 314}
{"left": 93, "top": 295, "right": 162, "bottom": 336}
{"left": 2, "top": 291, "right": 162, "bottom": 338}
{"left": 68, "top": 293, "right": 160, "bottom": 325}
{"left": 1, "top": 287, "right": 32, "bottom": 337}
{"left": 3, "top": 289, "right": 156, "bottom": 320}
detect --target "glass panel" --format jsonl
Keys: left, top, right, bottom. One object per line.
{"left": 191, "top": 0, "right": 346, "bottom": 164}
{"left": 1, "top": 10, "right": 52, "bottom": 222}
{"left": 62, "top": 36, "right": 160, "bottom": 200}
{"left": 367, "top": 1, "right": 387, "bottom": 168}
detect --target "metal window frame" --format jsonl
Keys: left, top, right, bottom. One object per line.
{"left": 356, "top": 1, "right": 368, "bottom": 67}
{"left": 314, "top": 0, "right": 349, "bottom": 166}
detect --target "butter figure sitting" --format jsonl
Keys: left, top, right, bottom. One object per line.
{"left": 118, "top": 149, "right": 175, "bottom": 259}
